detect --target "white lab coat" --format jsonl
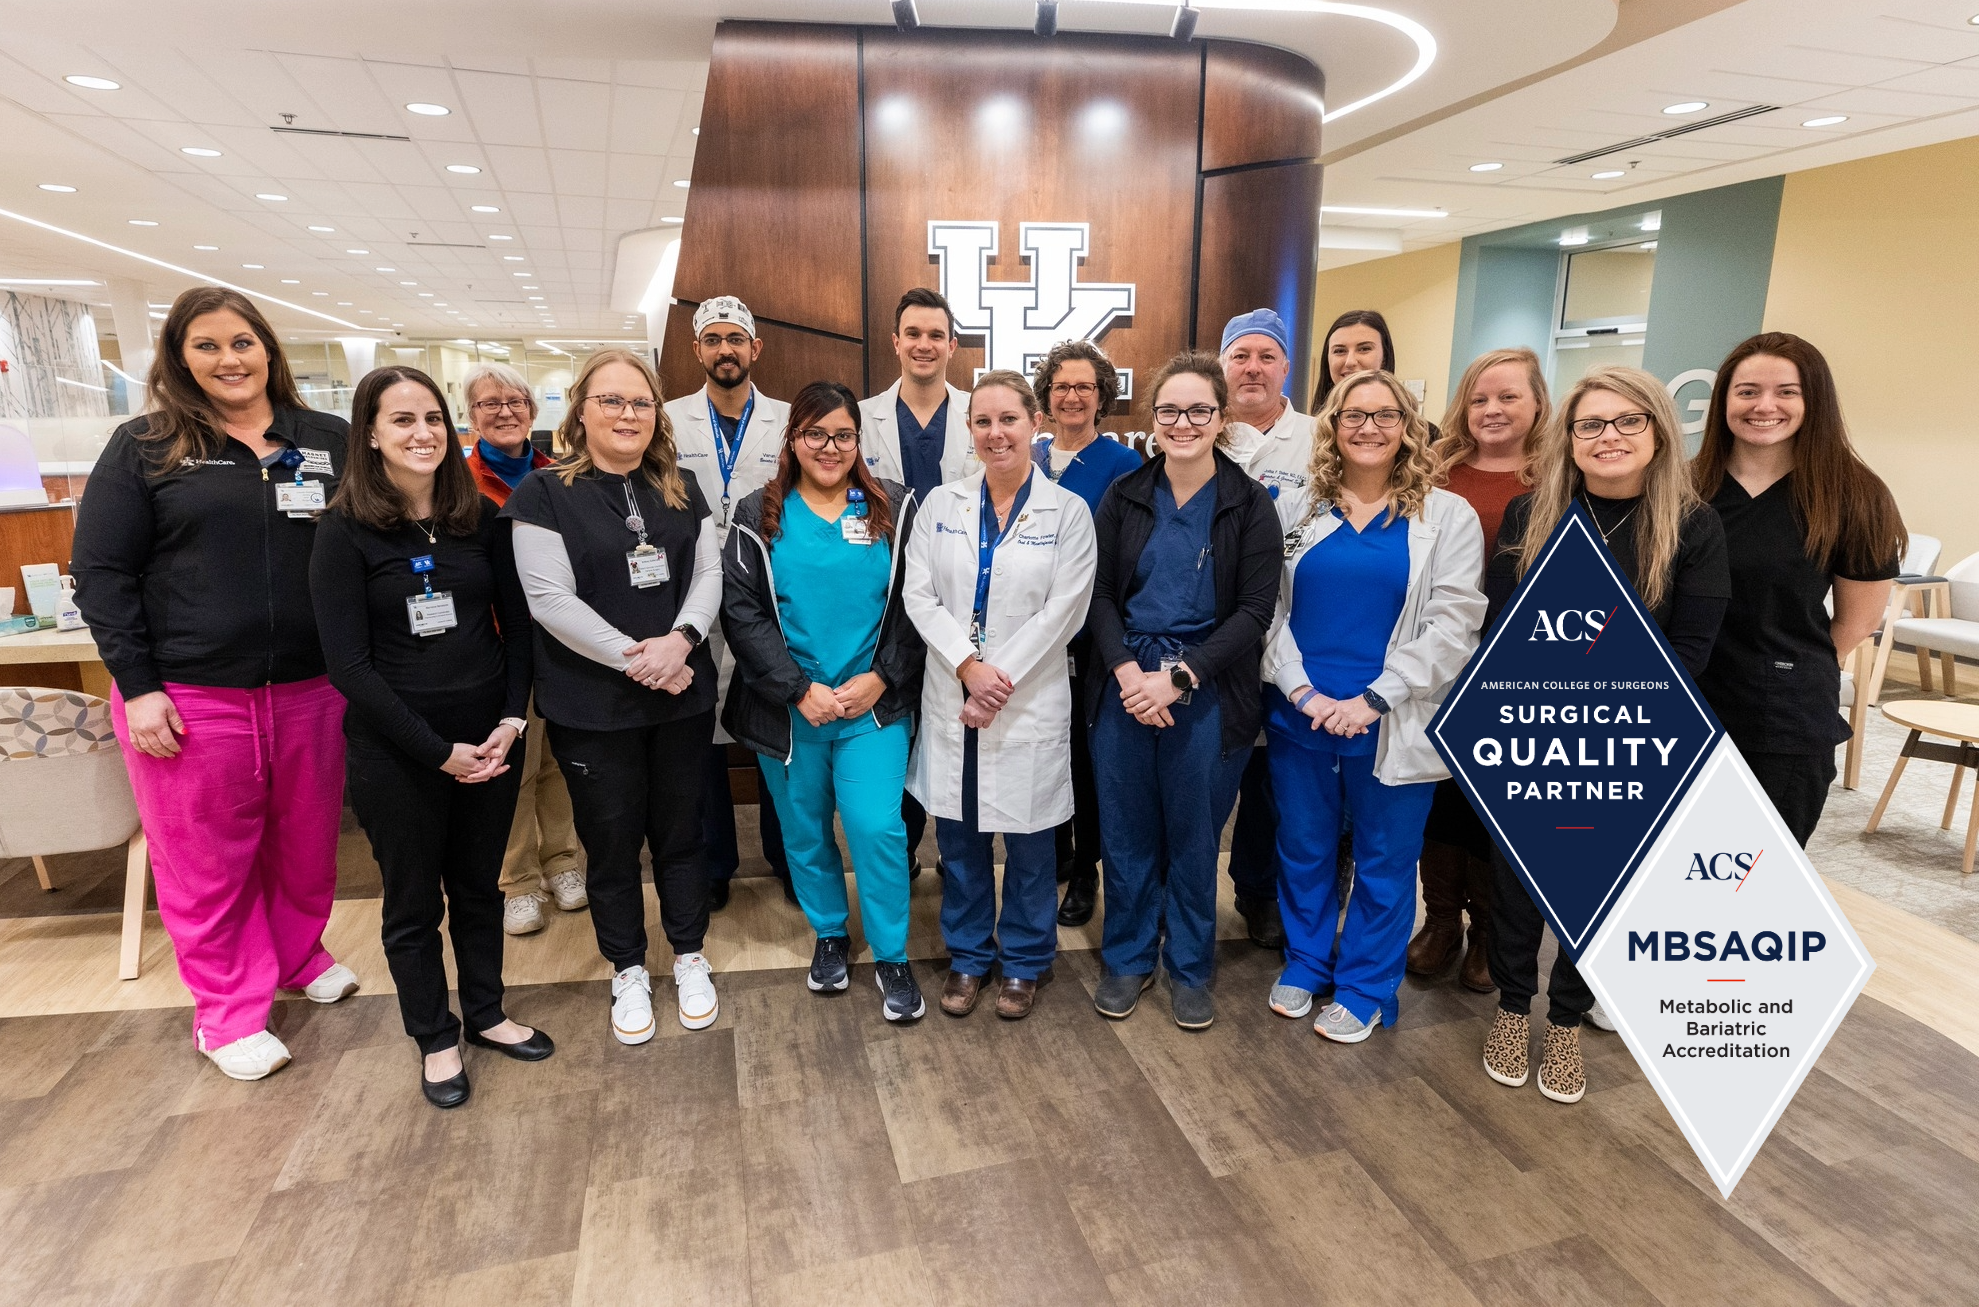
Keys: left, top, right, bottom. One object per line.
{"left": 663, "top": 382, "right": 790, "bottom": 742}
{"left": 1225, "top": 401, "right": 1319, "bottom": 527}
{"left": 904, "top": 466, "right": 1097, "bottom": 833}
{"left": 859, "top": 379, "right": 978, "bottom": 487}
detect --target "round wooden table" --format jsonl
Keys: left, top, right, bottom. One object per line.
{"left": 1866, "top": 699, "right": 1979, "bottom": 874}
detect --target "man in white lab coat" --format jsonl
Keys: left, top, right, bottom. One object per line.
{"left": 663, "top": 295, "right": 793, "bottom": 910}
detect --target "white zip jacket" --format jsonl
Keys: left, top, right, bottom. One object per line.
{"left": 859, "top": 378, "right": 978, "bottom": 487}
{"left": 1225, "top": 401, "right": 1319, "bottom": 525}
{"left": 1264, "top": 484, "right": 1487, "bottom": 785}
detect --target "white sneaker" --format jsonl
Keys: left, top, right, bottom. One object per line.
{"left": 504, "top": 892, "right": 548, "bottom": 935}
{"left": 548, "top": 869, "right": 589, "bottom": 912}
{"left": 611, "top": 965, "right": 656, "bottom": 1045}
{"left": 303, "top": 962, "right": 359, "bottom": 1004}
{"left": 674, "top": 953, "right": 719, "bottom": 1030}
{"left": 1587, "top": 1000, "right": 1616, "bottom": 1032}
{"left": 202, "top": 1030, "right": 292, "bottom": 1081}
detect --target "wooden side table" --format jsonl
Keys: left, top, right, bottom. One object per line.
{"left": 1866, "top": 699, "right": 1979, "bottom": 874}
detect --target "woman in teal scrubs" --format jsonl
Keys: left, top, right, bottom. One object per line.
{"left": 722, "top": 382, "right": 927, "bottom": 1021}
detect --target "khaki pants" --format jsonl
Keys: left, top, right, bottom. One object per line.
{"left": 499, "top": 704, "right": 582, "bottom": 898}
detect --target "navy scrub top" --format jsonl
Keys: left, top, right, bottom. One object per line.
{"left": 1123, "top": 475, "right": 1218, "bottom": 671}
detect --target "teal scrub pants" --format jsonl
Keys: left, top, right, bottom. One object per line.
{"left": 759, "top": 718, "right": 913, "bottom": 963}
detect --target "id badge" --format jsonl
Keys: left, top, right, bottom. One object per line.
{"left": 627, "top": 544, "right": 669, "bottom": 588}
{"left": 841, "top": 517, "right": 872, "bottom": 545}
{"left": 276, "top": 480, "right": 326, "bottom": 517}
{"left": 406, "top": 591, "right": 458, "bottom": 637}
{"left": 1160, "top": 656, "right": 1193, "bottom": 706}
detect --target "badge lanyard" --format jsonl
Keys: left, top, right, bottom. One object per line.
{"left": 708, "top": 388, "right": 754, "bottom": 526}
{"left": 970, "top": 475, "right": 1032, "bottom": 653}
{"left": 406, "top": 518, "right": 457, "bottom": 637}
{"left": 623, "top": 479, "right": 669, "bottom": 588}
{"left": 841, "top": 486, "right": 872, "bottom": 544}
{"left": 270, "top": 446, "right": 325, "bottom": 518}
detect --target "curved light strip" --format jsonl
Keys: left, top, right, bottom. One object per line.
{"left": 0, "top": 206, "right": 385, "bottom": 333}
{"left": 1080, "top": 0, "right": 1436, "bottom": 122}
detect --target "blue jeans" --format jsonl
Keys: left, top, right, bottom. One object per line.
{"left": 1092, "top": 686, "right": 1249, "bottom": 988}
{"left": 1268, "top": 740, "right": 1435, "bottom": 1026}
{"left": 759, "top": 719, "right": 912, "bottom": 963}
{"left": 936, "top": 731, "right": 1059, "bottom": 980}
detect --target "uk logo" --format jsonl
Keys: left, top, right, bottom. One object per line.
{"left": 928, "top": 220, "right": 1136, "bottom": 397}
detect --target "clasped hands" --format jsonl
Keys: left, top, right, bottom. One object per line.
{"left": 623, "top": 631, "right": 694, "bottom": 695}
{"left": 1115, "top": 661, "right": 1188, "bottom": 728}
{"left": 958, "top": 656, "right": 1015, "bottom": 729}
{"left": 1293, "top": 685, "right": 1380, "bottom": 738}
{"left": 798, "top": 671, "right": 888, "bottom": 726}
{"left": 442, "top": 723, "right": 519, "bottom": 783}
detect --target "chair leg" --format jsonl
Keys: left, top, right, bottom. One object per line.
{"left": 1845, "top": 639, "right": 1871, "bottom": 790}
{"left": 1965, "top": 779, "right": 1979, "bottom": 877}
{"left": 1867, "top": 731, "right": 1919, "bottom": 833}
{"left": 32, "top": 854, "right": 54, "bottom": 891}
{"left": 1944, "top": 652, "right": 1959, "bottom": 698}
{"left": 1918, "top": 646, "right": 1934, "bottom": 694}
{"left": 1866, "top": 626, "right": 1897, "bottom": 708}
{"left": 119, "top": 829, "right": 149, "bottom": 982}
{"left": 1947, "top": 767, "right": 1967, "bottom": 832}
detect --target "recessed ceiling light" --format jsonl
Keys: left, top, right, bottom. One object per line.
{"left": 128, "top": 218, "right": 159, "bottom": 226}
{"left": 312, "top": 291, "right": 328, "bottom": 296}
{"left": 65, "top": 75, "right": 120, "bottom": 90}
{"left": 1468, "top": 162, "right": 1502, "bottom": 173}
{"left": 308, "top": 225, "right": 334, "bottom": 233}
{"left": 256, "top": 193, "right": 288, "bottom": 202}
{"left": 1662, "top": 101, "right": 1708, "bottom": 115}
{"left": 1802, "top": 115, "right": 1848, "bottom": 128}
{"left": 1321, "top": 205, "right": 1447, "bottom": 219}
{"left": 528, "top": 295, "right": 545, "bottom": 300}
{"left": 336, "top": 301, "right": 353, "bottom": 306}
{"left": 522, "top": 285, "right": 539, "bottom": 290}
{"left": 375, "top": 267, "right": 396, "bottom": 272}
{"left": 1592, "top": 169, "right": 1625, "bottom": 179}
{"left": 489, "top": 234, "right": 513, "bottom": 240}
{"left": 346, "top": 248, "right": 370, "bottom": 254}
{"left": 512, "top": 272, "right": 532, "bottom": 278}
{"left": 435, "top": 302, "right": 449, "bottom": 307}
{"left": 281, "top": 278, "right": 300, "bottom": 284}
{"left": 672, "top": 179, "right": 691, "bottom": 189}
{"left": 418, "top": 292, "right": 434, "bottom": 297}
{"left": 471, "top": 205, "right": 500, "bottom": 213}
{"left": 399, "top": 280, "right": 417, "bottom": 286}
{"left": 180, "top": 146, "right": 222, "bottom": 157}
{"left": 406, "top": 102, "right": 451, "bottom": 116}
{"left": 38, "top": 183, "right": 77, "bottom": 192}
{"left": 503, "top": 255, "right": 524, "bottom": 261}
{"left": 692, "top": 126, "right": 700, "bottom": 136}
{"left": 243, "top": 263, "right": 264, "bottom": 269}
{"left": 1969, "top": 12, "right": 1978, "bottom": 23}
{"left": 446, "top": 164, "right": 482, "bottom": 175}
{"left": 194, "top": 243, "right": 219, "bottom": 250}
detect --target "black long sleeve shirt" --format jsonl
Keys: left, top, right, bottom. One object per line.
{"left": 309, "top": 498, "right": 532, "bottom": 769}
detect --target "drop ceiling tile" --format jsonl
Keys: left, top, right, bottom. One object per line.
{"left": 607, "top": 85, "right": 684, "bottom": 155}
{"left": 447, "top": 53, "right": 533, "bottom": 78}
{"left": 612, "top": 60, "right": 709, "bottom": 93}
{"left": 272, "top": 54, "right": 403, "bottom": 138}
{"left": 503, "top": 195, "right": 562, "bottom": 226}
{"left": 1874, "top": 65, "right": 1979, "bottom": 99}
{"left": 606, "top": 153, "right": 664, "bottom": 200}
{"left": 1818, "top": 85, "right": 1975, "bottom": 116}
{"left": 1772, "top": 44, "right": 1935, "bottom": 85}
{"left": 481, "top": 143, "right": 555, "bottom": 193}
{"left": 536, "top": 78, "right": 612, "bottom": 153}
{"left": 453, "top": 71, "right": 543, "bottom": 148}
{"left": 1671, "top": 71, "right": 1853, "bottom": 106}
{"left": 549, "top": 150, "right": 610, "bottom": 198}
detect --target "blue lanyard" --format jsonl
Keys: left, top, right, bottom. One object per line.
{"left": 275, "top": 445, "right": 305, "bottom": 485}
{"left": 411, "top": 554, "right": 435, "bottom": 596}
{"left": 707, "top": 388, "right": 755, "bottom": 498}
{"left": 972, "top": 474, "right": 1032, "bottom": 642}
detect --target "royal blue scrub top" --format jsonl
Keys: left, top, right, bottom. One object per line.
{"left": 770, "top": 491, "right": 892, "bottom": 742}
{"left": 1266, "top": 507, "right": 1409, "bottom": 755}
{"left": 1033, "top": 434, "right": 1143, "bottom": 515}
{"left": 1123, "top": 475, "right": 1217, "bottom": 671}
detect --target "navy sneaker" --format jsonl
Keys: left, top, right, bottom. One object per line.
{"left": 874, "top": 960, "right": 925, "bottom": 1021}
{"left": 807, "top": 936, "right": 851, "bottom": 993}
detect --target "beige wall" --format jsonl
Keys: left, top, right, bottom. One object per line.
{"left": 1764, "top": 135, "right": 1979, "bottom": 569}
{"left": 1311, "top": 243, "right": 1461, "bottom": 418}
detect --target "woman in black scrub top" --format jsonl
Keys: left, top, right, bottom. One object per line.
{"left": 1693, "top": 333, "right": 1904, "bottom": 845}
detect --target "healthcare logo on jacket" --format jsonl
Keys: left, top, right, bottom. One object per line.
{"left": 1428, "top": 504, "right": 1720, "bottom": 956}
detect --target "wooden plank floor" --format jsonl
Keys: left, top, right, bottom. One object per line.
{"left": 5, "top": 939, "right": 1979, "bottom": 1306}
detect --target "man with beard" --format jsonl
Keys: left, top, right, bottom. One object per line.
{"left": 664, "top": 296, "right": 793, "bottom": 910}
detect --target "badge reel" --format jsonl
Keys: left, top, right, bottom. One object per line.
{"left": 406, "top": 555, "right": 457, "bottom": 637}
{"left": 842, "top": 486, "right": 872, "bottom": 545}
{"left": 273, "top": 448, "right": 325, "bottom": 518}
{"left": 623, "top": 483, "right": 669, "bottom": 588}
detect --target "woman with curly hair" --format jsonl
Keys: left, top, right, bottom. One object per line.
{"left": 1262, "top": 369, "right": 1486, "bottom": 1043}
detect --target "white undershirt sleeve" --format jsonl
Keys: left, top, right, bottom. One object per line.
{"left": 674, "top": 516, "right": 722, "bottom": 637}
{"left": 510, "top": 522, "right": 634, "bottom": 670}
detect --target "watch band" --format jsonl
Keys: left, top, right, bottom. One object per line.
{"left": 499, "top": 716, "right": 528, "bottom": 736}
{"left": 1362, "top": 688, "right": 1392, "bottom": 715}
{"left": 1170, "top": 665, "right": 1195, "bottom": 691}
{"left": 672, "top": 623, "right": 704, "bottom": 648}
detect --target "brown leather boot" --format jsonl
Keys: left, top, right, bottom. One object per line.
{"left": 940, "top": 969, "right": 989, "bottom": 1017}
{"left": 995, "top": 969, "right": 1052, "bottom": 1020}
{"left": 1459, "top": 854, "right": 1497, "bottom": 992}
{"left": 1407, "top": 840, "right": 1467, "bottom": 975}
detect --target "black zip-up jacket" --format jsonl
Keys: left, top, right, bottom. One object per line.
{"left": 720, "top": 480, "right": 924, "bottom": 761}
{"left": 1085, "top": 448, "right": 1282, "bottom": 757}
{"left": 73, "top": 408, "right": 349, "bottom": 698}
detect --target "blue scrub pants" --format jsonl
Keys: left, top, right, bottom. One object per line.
{"left": 1092, "top": 686, "right": 1249, "bottom": 989}
{"left": 759, "top": 719, "right": 912, "bottom": 963}
{"left": 936, "top": 731, "right": 1059, "bottom": 980}
{"left": 1268, "top": 739, "right": 1435, "bottom": 1026}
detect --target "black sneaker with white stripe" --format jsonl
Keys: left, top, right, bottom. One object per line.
{"left": 874, "top": 960, "right": 925, "bottom": 1021}
{"left": 808, "top": 936, "right": 851, "bottom": 993}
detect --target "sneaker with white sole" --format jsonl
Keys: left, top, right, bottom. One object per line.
{"left": 1313, "top": 1001, "right": 1381, "bottom": 1044}
{"left": 1537, "top": 1022, "right": 1586, "bottom": 1104}
{"left": 874, "top": 960, "right": 925, "bottom": 1021}
{"left": 673, "top": 953, "right": 719, "bottom": 1030}
{"left": 202, "top": 1030, "right": 292, "bottom": 1081}
{"left": 303, "top": 962, "right": 359, "bottom": 1004}
{"left": 548, "top": 869, "right": 589, "bottom": 912}
{"left": 1586, "top": 1000, "right": 1615, "bottom": 1032}
{"left": 1268, "top": 973, "right": 1314, "bottom": 1019}
{"left": 503, "top": 892, "right": 548, "bottom": 936}
{"left": 610, "top": 965, "right": 656, "bottom": 1045}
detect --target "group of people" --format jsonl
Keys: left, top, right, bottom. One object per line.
{"left": 70, "top": 282, "right": 1904, "bottom": 1112}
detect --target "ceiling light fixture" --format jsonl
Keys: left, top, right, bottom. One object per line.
{"left": 1035, "top": 2, "right": 1059, "bottom": 36}
{"left": 446, "top": 164, "right": 481, "bottom": 174}
{"left": 1592, "top": 169, "right": 1625, "bottom": 179}
{"left": 503, "top": 255, "right": 524, "bottom": 261}
{"left": 194, "top": 243, "right": 219, "bottom": 250}
{"left": 399, "top": 280, "right": 417, "bottom": 286}
{"left": 1662, "top": 101, "right": 1708, "bottom": 115}
{"left": 661, "top": 216, "right": 684, "bottom": 224}
{"left": 405, "top": 102, "right": 451, "bottom": 116}
{"left": 489, "top": 233, "right": 513, "bottom": 240}
{"left": 128, "top": 218, "right": 159, "bottom": 226}
{"left": 346, "top": 248, "right": 370, "bottom": 254}
{"left": 38, "top": 183, "right": 77, "bottom": 193}
{"left": 1321, "top": 205, "right": 1447, "bottom": 218}
{"left": 180, "top": 146, "right": 221, "bottom": 157}
{"left": 1170, "top": 3, "right": 1199, "bottom": 41}
{"left": 1802, "top": 115, "right": 1848, "bottom": 128}
{"left": 672, "top": 180, "right": 691, "bottom": 189}
{"left": 1468, "top": 162, "right": 1502, "bottom": 172}
{"left": 242, "top": 263, "right": 264, "bottom": 269}
{"left": 891, "top": 0, "right": 919, "bottom": 31}
{"left": 256, "top": 193, "right": 288, "bottom": 201}
{"left": 308, "top": 225, "right": 334, "bottom": 232}
{"left": 281, "top": 278, "right": 300, "bottom": 284}
{"left": 65, "top": 75, "right": 120, "bottom": 90}
{"left": 471, "top": 205, "right": 500, "bottom": 213}
{"left": 1558, "top": 226, "right": 1590, "bottom": 247}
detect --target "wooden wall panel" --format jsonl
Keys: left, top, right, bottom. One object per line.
{"left": 673, "top": 23, "right": 865, "bottom": 340}
{"left": 1200, "top": 42, "right": 1325, "bottom": 172}
{"left": 1195, "top": 161, "right": 1323, "bottom": 404}
{"left": 659, "top": 302, "right": 865, "bottom": 415}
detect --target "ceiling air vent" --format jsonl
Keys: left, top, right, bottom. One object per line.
{"left": 1553, "top": 105, "right": 1778, "bottom": 167}
{"left": 270, "top": 126, "right": 412, "bottom": 142}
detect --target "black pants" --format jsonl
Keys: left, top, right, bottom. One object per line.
{"left": 699, "top": 742, "right": 790, "bottom": 883}
{"left": 1486, "top": 846, "right": 1593, "bottom": 1028}
{"left": 346, "top": 729, "right": 522, "bottom": 1056}
{"left": 904, "top": 792, "right": 928, "bottom": 866}
{"left": 1055, "top": 651, "right": 1104, "bottom": 885}
{"left": 1227, "top": 746, "right": 1281, "bottom": 902}
{"left": 1745, "top": 750, "right": 1836, "bottom": 848}
{"left": 549, "top": 710, "right": 715, "bottom": 972}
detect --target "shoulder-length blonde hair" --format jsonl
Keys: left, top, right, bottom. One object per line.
{"left": 553, "top": 347, "right": 687, "bottom": 509}
{"left": 1305, "top": 369, "right": 1438, "bottom": 526}
{"left": 1434, "top": 347, "right": 1550, "bottom": 481}
{"left": 1514, "top": 365, "right": 1697, "bottom": 610}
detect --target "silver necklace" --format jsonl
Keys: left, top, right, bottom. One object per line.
{"left": 1582, "top": 492, "right": 1638, "bottom": 545}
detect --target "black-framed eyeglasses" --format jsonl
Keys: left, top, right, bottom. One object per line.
{"left": 699, "top": 332, "right": 751, "bottom": 350}
{"left": 1569, "top": 412, "right": 1651, "bottom": 440}
{"left": 587, "top": 394, "right": 657, "bottom": 417}
{"left": 797, "top": 428, "right": 859, "bottom": 451}
{"left": 1050, "top": 382, "right": 1098, "bottom": 397}
{"left": 1153, "top": 404, "right": 1219, "bottom": 427}
{"left": 1339, "top": 408, "right": 1404, "bottom": 431}
{"left": 472, "top": 397, "right": 530, "bottom": 414}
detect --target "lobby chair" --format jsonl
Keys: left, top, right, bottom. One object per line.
{"left": 1862, "top": 533, "right": 1946, "bottom": 707}
{"left": 0, "top": 688, "right": 150, "bottom": 979}
{"left": 1888, "top": 550, "right": 1979, "bottom": 701}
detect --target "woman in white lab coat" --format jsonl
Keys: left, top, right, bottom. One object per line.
{"left": 904, "top": 370, "right": 1097, "bottom": 1021}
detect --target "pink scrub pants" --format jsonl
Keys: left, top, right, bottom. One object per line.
{"left": 112, "top": 677, "right": 347, "bottom": 1049}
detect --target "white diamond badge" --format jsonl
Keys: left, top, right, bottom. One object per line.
{"left": 1578, "top": 738, "right": 1875, "bottom": 1197}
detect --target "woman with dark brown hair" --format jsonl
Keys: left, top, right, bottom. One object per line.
{"left": 72, "top": 286, "right": 358, "bottom": 1083}
{"left": 311, "top": 366, "right": 549, "bottom": 1108}
{"left": 1693, "top": 332, "right": 1904, "bottom": 844}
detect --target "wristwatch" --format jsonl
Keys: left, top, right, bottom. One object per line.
{"left": 672, "top": 623, "right": 704, "bottom": 648}
{"left": 499, "top": 716, "right": 528, "bottom": 736}
{"left": 1170, "top": 664, "right": 1196, "bottom": 692}
{"left": 1362, "top": 688, "right": 1392, "bottom": 715}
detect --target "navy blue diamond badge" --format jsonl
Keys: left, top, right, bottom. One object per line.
{"left": 1429, "top": 505, "right": 1721, "bottom": 958}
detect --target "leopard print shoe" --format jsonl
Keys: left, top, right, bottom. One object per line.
{"left": 1537, "top": 1022, "right": 1586, "bottom": 1104}
{"left": 1482, "top": 1009, "right": 1529, "bottom": 1088}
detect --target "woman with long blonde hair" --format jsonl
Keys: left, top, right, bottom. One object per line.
{"left": 502, "top": 347, "right": 725, "bottom": 1048}
{"left": 1262, "top": 369, "right": 1485, "bottom": 1043}
{"left": 1481, "top": 364, "right": 1729, "bottom": 1106}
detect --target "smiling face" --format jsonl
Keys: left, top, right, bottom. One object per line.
{"left": 1570, "top": 386, "right": 1655, "bottom": 497}
{"left": 1327, "top": 323, "right": 1386, "bottom": 385}
{"left": 693, "top": 324, "right": 761, "bottom": 391}
{"left": 1222, "top": 333, "right": 1290, "bottom": 424}
{"left": 371, "top": 379, "right": 452, "bottom": 489}
{"left": 1725, "top": 353, "right": 1804, "bottom": 451}
{"left": 580, "top": 359, "right": 657, "bottom": 474}
{"left": 892, "top": 306, "right": 957, "bottom": 386}
{"left": 793, "top": 403, "right": 859, "bottom": 493}
{"left": 1467, "top": 360, "right": 1541, "bottom": 460}
{"left": 467, "top": 378, "right": 534, "bottom": 455}
{"left": 1336, "top": 379, "right": 1405, "bottom": 479}
{"left": 181, "top": 308, "right": 271, "bottom": 412}
{"left": 1152, "top": 371, "right": 1223, "bottom": 470}
{"left": 970, "top": 384, "right": 1040, "bottom": 478}
{"left": 1046, "top": 357, "right": 1100, "bottom": 436}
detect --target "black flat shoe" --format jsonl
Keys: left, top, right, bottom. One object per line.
{"left": 707, "top": 879, "right": 732, "bottom": 913}
{"left": 422, "top": 1068, "right": 470, "bottom": 1109}
{"left": 465, "top": 1027, "right": 556, "bottom": 1062}
{"left": 1057, "top": 874, "right": 1097, "bottom": 927}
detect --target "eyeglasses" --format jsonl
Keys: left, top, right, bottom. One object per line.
{"left": 1050, "top": 382, "right": 1098, "bottom": 398}
{"left": 1569, "top": 412, "right": 1651, "bottom": 440}
{"left": 587, "top": 394, "right": 656, "bottom": 418}
{"left": 699, "top": 333, "right": 751, "bottom": 350}
{"left": 472, "top": 397, "right": 530, "bottom": 414}
{"left": 1153, "top": 404, "right": 1219, "bottom": 427}
{"left": 1338, "top": 408, "right": 1404, "bottom": 431}
{"left": 797, "top": 428, "right": 859, "bottom": 451}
